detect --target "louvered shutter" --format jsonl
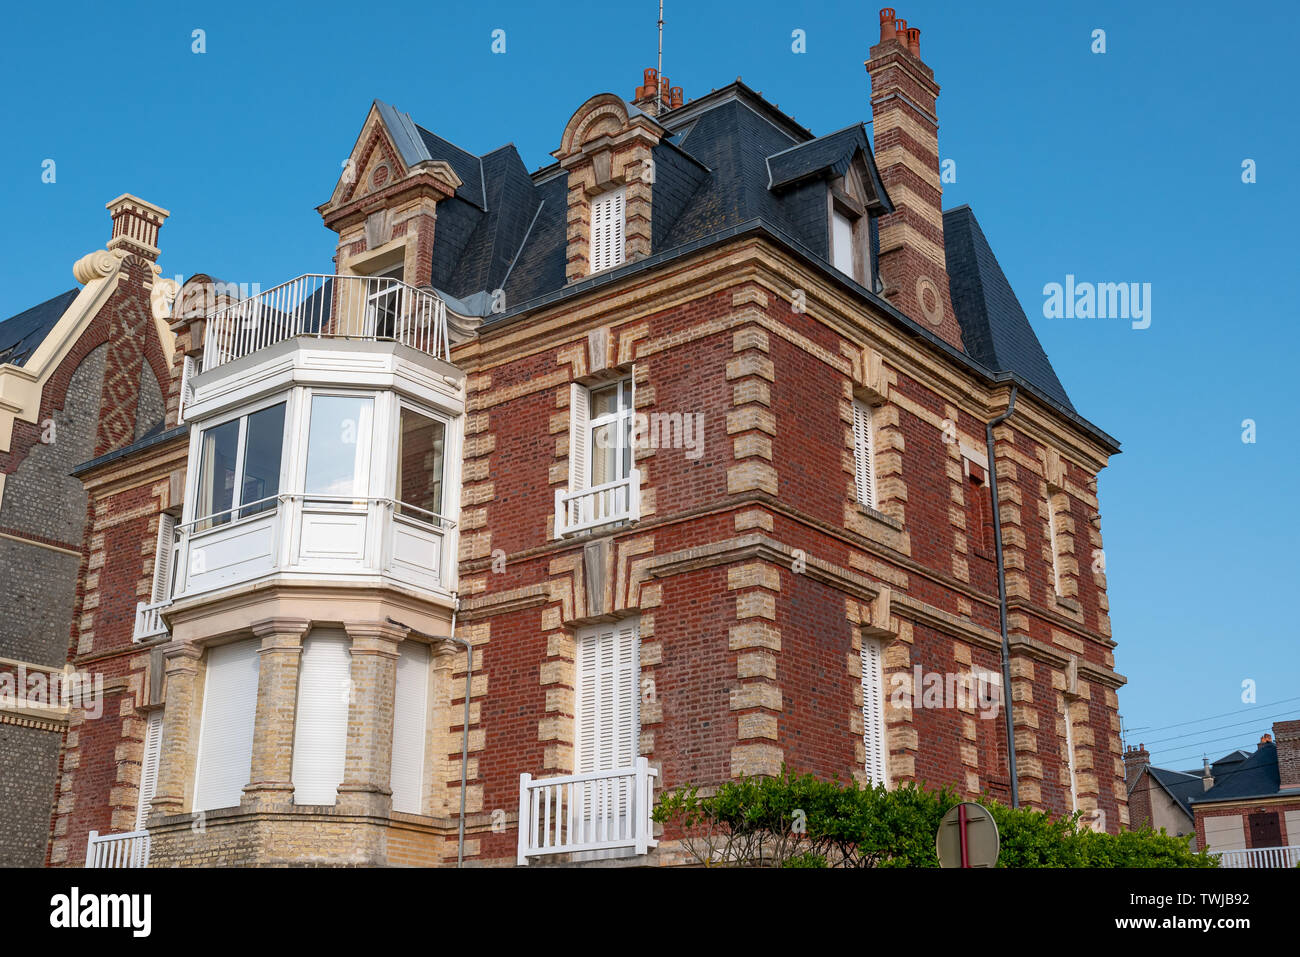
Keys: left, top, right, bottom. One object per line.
{"left": 590, "top": 188, "right": 626, "bottom": 273}
{"left": 390, "top": 641, "right": 430, "bottom": 814}
{"left": 853, "top": 400, "right": 877, "bottom": 509}
{"left": 150, "top": 514, "right": 177, "bottom": 604}
{"left": 576, "top": 620, "right": 639, "bottom": 773}
{"left": 135, "top": 709, "right": 164, "bottom": 830}
{"left": 177, "top": 354, "right": 196, "bottom": 424}
{"left": 568, "top": 382, "right": 590, "bottom": 492}
{"left": 291, "top": 632, "right": 351, "bottom": 806}
{"left": 193, "top": 639, "right": 260, "bottom": 811}
{"left": 861, "top": 636, "right": 888, "bottom": 787}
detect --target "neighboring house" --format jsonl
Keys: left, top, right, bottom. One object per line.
{"left": 1122, "top": 742, "right": 1205, "bottom": 847}
{"left": 0, "top": 195, "right": 175, "bottom": 865}
{"left": 52, "top": 9, "right": 1128, "bottom": 868}
{"left": 1189, "top": 722, "right": 1300, "bottom": 867}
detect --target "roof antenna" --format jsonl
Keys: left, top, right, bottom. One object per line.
{"left": 656, "top": 0, "right": 664, "bottom": 113}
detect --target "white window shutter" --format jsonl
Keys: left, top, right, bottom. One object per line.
{"left": 390, "top": 641, "right": 430, "bottom": 814}
{"left": 569, "top": 382, "right": 590, "bottom": 492}
{"left": 177, "top": 354, "right": 196, "bottom": 424}
{"left": 150, "top": 513, "right": 177, "bottom": 604}
{"left": 853, "top": 400, "right": 877, "bottom": 509}
{"left": 589, "top": 188, "right": 626, "bottom": 274}
{"left": 291, "top": 632, "right": 352, "bottom": 806}
{"left": 193, "top": 639, "right": 261, "bottom": 812}
{"left": 861, "top": 636, "right": 888, "bottom": 788}
{"left": 135, "top": 709, "right": 164, "bottom": 831}
{"left": 576, "top": 619, "right": 640, "bottom": 773}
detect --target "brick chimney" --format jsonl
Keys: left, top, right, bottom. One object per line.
{"left": 105, "top": 194, "right": 169, "bottom": 261}
{"left": 1123, "top": 743, "right": 1152, "bottom": 828}
{"left": 1274, "top": 721, "right": 1300, "bottom": 790}
{"left": 866, "top": 8, "right": 963, "bottom": 350}
{"left": 1201, "top": 756, "right": 1214, "bottom": 791}
{"left": 632, "top": 68, "right": 683, "bottom": 116}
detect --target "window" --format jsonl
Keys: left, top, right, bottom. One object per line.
{"left": 390, "top": 641, "right": 430, "bottom": 814}
{"left": 304, "top": 395, "right": 373, "bottom": 498}
{"left": 193, "top": 403, "right": 286, "bottom": 530}
{"left": 292, "top": 632, "right": 352, "bottom": 806}
{"left": 135, "top": 709, "right": 164, "bottom": 830}
{"left": 588, "top": 378, "right": 634, "bottom": 488}
{"left": 852, "top": 399, "right": 877, "bottom": 509}
{"left": 861, "top": 636, "right": 888, "bottom": 788}
{"left": 396, "top": 406, "right": 446, "bottom": 523}
{"left": 193, "top": 639, "right": 261, "bottom": 812}
{"left": 576, "top": 619, "right": 640, "bottom": 775}
{"left": 589, "top": 188, "right": 626, "bottom": 273}
{"left": 365, "top": 265, "right": 404, "bottom": 339}
{"left": 832, "top": 208, "right": 856, "bottom": 275}
{"left": 966, "top": 467, "right": 992, "bottom": 556}
{"left": 1047, "top": 490, "right": 1068, "bottom": 595}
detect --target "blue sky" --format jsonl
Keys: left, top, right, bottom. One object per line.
{"left": 2, "top": 0, "right": 1296, "bottom": 769}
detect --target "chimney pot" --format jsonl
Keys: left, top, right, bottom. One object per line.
{"left": 879, "top": 7, "right": 897, "bottom": 43}
{"left": 669, "top": 86, "right": 683, "bottom": 109}
{"left": 1261, "top": 733, "right": 1273, "bottom": 745}
{"left": 907, "top": 27, "right": 921, "bottom": 57}
{"left": 894, "top": 18, "right": 908, "bottom": 44}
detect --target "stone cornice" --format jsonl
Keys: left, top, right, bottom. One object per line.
{"left": 1007, "top": 633, "right": 1126, "bottom": 689}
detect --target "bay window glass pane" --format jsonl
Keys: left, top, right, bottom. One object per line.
{"left": 397, "top": 407, "right": 446, "bottom": 522}
{"left": 305, "top": 395, "right": 373, "bottom": 497}
{"left": 196, "top": 419, "right": 239, "bottom": 529}
{"left": 239, "top": 403, "right": 285, "bottom": 518}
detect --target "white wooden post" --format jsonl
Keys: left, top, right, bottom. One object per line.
{"left": 634, "top": 757, "right": 649, "bottom": 856}
{"left": 85, "top": 830, "right": 98, "bottom": 867}
{"left": 517, "top": 772, "right": 532, "bottom": 866}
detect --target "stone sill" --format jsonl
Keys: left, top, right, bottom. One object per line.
{"left": 852, "top": 502, "right": 904, "bottom": 531}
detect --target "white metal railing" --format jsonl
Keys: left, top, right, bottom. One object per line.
{"left": 202, "top": 273, "right": 449, "bottom": 372}
{"left": 132, "top": 600, "right": 169, "bottom": 642}
{"left": 517, "top": 757, "right": 658, "bottom": 865}
{"left": 554, "top": 470, "right": 641, "bottom": 537}
{"left": 85, "top": 829, "right": 151, "bottom": 868}
{"left": 1217, "top": 845, "right": 1300, "bottom": 868}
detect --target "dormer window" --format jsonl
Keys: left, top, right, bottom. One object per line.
{"left": 590, "top": 187, "right": 626, "bottom": 274}
{"left": 830, "top": 192, "right": 872, "bottom": 286}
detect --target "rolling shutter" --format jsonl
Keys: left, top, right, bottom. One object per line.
{"left": 568, "top": 382, "right": 590, "bottom": 492}
{"left": 590, "top": 188, "right": 626, "bottom": 273}
{"left": 852, "top": 399, "right": 877, "bottom": 509}
{"left": 861, "top": 636, "right": 888, "bottom": 787}
{"left": 193, "top": 639, "right": 260, "bottom": 811}
{"left": 576, "top": 619, "right": 639, "bottom": 773}
{"left": 135, "top": 709, "right": 164, "bottom": 831}
{"left": 150, "top": 513, "right": 177, "bottom": 604}
{"left": 390, "top": 641, "right": 430, "bottom": 814}
{"left": 291, "top": 632, "right": 352, "bottom": 806}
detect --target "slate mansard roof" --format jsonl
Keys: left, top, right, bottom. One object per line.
{"left": 0, "top": 289, "right": 79, "bottom": 367}
{"left": 377, "top": 81, "right": 1095, "bottom": 439}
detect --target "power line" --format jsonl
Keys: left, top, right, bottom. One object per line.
{"left": 1128, "top": 696, "right": 1300, "bottom": 737}
{"left": 1138, "top": 707, "right": 1300, "bottom": 748}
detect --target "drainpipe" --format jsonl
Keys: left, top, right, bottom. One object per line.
{"left": 985, "top": 385, "right": 1020, "bottom": 808}
{"left": 389, "top": 600, "right": 472, "bottom": 867}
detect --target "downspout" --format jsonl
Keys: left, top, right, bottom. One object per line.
{"left": 985, "top": 385, "right": 1020, "bottom": 808}
{"left": 389, "top": 601, "right": 472, "bottom": 867}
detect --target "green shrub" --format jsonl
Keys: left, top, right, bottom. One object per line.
{"left": 652, "top": 768, "right": 1216, "bottom": 868}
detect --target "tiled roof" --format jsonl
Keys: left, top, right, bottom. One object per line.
{"left": 1190, "top": 743, "right": 1286, "bottom": 804}
{"left": 0, "top": 289, "right": 79, "bottom": 367}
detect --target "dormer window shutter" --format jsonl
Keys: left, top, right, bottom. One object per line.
{"left": 569, "top": 382, "right": 590, "bottom": 492}
{"left": 150, "top": 513, "right": 177, "bottom": 604}
{"left": 590, "top": 188, "right": 626, "bottom": 274}
{"left": 852, "top": 399, "right": 877, "bottom": 509}
{"left": 177, "top": 355, "right": 196, "bottom": 424}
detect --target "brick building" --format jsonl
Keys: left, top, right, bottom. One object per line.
{"left": 0, "top": 195, "right": 175, "bottom": 865}
{"left": 48, "top": 9, "right": 1128, "bottom": 867}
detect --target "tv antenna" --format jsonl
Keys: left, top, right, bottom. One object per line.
{"left": 656, "top": 1, "right": 664, "bottom": 113}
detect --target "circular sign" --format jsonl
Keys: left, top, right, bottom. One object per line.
{"left": 936, "top": 801, "right": 1000, "bottom": 868}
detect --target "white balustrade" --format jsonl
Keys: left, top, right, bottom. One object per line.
{"left": 132, "top": 600, "right": 169, "bottom": 642}
{"left": 85, "top": 829, "right": 151, "bottom": 868}
{"left": 517, "top": 757, "right": 658, "bottom": 865}
{"left": 554, "top": 470, "right": 641, "bottom": 537}
{"left": 1217, "top": 844, "right": 1300, "bottom": 868}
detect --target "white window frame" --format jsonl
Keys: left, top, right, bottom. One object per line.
{"left": 301, "top": 390, "right": 376, "bottom": 502}
{"left": 589, "top": 187, "right": 626, "bottom": 274}
{"left": 861, "top": 635, "right": 889, "bottom": 788}
{"left": 394, "top": 398, "right": 452, "bottom": 527}
{"left": 365, "top": 264, "right": 405, "bottom": 338}
{"left": 852, "top": 399, "right": 878, "bottom": 510}
{"left": 583, "top": 376, "right": 635, "bottom": 491}
{"left": 832, "top": 207, "right": 856, "bottom": 276}
{"left": 190, "top": 395, "right": 289, "bottom": 530}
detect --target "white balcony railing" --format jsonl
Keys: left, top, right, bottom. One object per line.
{"left": 202, "top": 273, "right": 449, "bottom": 372}
{"left": 1217, "top": 845, "right": 1300, "bottom": 868}
{"left": 85, "top": 829, "right": 151, "bottom": 868}
{"left": 132, "top": 600, "right": 169, "bottom": 642}
{"left": 517, "top": 758, "right": 658, "bottom": 865}
{"left": 554, "top": 470, "right": 640, "bottom": 537}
